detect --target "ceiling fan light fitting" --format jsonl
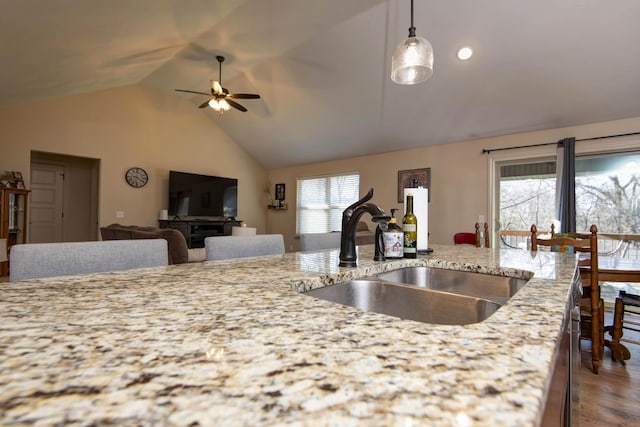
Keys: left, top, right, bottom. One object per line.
{"left": 219, "top": 99, "right": 230, "bottom": 111}
{"left": 208, "top": 98, "right": 231, "bottom": 112}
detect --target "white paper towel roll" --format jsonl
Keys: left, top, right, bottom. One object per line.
{"left": 403, "top": 187, "right": 429, "bottom": 250}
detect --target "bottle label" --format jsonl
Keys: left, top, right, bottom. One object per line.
{"left": 383, "top": 231, "right": 404, "bottom": 258}
{"left": 403, "top": 224, "right": 416, "bottom": 232}
{"left": 403, "top": 232, "right": 417, "bottom": 253}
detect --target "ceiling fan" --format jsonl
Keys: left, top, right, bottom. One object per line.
{"left": 175, "top": 55, "right": 260, "bottom": 113}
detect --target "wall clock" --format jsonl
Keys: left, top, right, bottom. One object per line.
{"left": 125, "top": 167, "right": 148, "bottom": 188}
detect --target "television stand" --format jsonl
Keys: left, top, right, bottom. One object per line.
{"left": 159, "top": 219, "right": 242, "bottom": 248}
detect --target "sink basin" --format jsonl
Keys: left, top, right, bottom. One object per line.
{"left": 303, "top": 279, "right": 501, "bottom": 325}
{"left": 376, "top": 267, "right": 527, "bottom": 304}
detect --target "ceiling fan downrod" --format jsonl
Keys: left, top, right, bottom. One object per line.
{"left": 216, "top": 55, "right": 225, "bottom": 85}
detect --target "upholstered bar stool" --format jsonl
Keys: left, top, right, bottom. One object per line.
{"left": 205, "top": 235, "right": 284, "bottom": 261}
{"left": 300, "top": 232, "right": 341, "bottom": 251}
{"left": 9, "top": 239, "right": 168, "bottom": 281}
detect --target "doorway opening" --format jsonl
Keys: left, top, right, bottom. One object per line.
{"left": 29, "top": 151, "right": 100, "bottom": 243}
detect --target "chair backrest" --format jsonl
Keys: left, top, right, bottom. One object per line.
{"left": 300, "top": 232, "right": 341, "bottom": 251}
{"left": 531, "top": 224, "right": 598, "bottom": 277}
{"left": 453, "top": 232, "right": 476, "bottom": 246}
{"left": 9, "top": 239, "right": 168, "bottom": 281}
{"left": 231, "top": 226, "right": 257, "bottom": 236}
{"left": 475, "top": 222, "right": 490, "bottom": 248}
{"left": 205, "top": 234, "right": 285, "bottom": 261}
{"left": 530, "top": 224, "right": 597, "bottom": 257}
{"left": 531, "top": 223, "right": 601, "bottom": 371}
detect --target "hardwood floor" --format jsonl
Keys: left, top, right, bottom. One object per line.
{"left": 579, "top": 310, "right": 640, "bottom": 426}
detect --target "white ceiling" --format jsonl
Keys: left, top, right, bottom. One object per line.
{"left": 2, "top": 0, "right": 640, "bottom": 169}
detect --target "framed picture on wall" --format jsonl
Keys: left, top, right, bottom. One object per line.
{"left": 397, "top": 168, "right": 431, "bottom": 203}
{"left": 275, "top": 183, "right": 285, "bottom": 201}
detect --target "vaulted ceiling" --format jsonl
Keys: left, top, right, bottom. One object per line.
{"left": 2, "top": 0, "right": 640, "bottom": 169}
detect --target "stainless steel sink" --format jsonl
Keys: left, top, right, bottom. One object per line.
{"left": 303, "top": 279, "right": 501, "bottom": 325}
{"left": 376, "top": 267, "right": 527, "bottom": 305}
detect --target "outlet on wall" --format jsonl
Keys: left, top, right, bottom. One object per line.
{"left": 115, "top": 211, "right": 125, "bottom": 218}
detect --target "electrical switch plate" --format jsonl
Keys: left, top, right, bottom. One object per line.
{"left": 116, "top": 211, "right": 125, "bottom": 218}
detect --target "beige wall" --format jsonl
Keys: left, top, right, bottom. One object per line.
{"left": 3, "top": 83, "right": 638, "bottom": 250}
{"left": 0, "top": 84, "right": 267, "bottom": 235}
{"left": 267, "top": 116, "right": 640, "bottom": 252}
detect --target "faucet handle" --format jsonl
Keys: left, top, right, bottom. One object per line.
{"left": 344, "top": 188, "right": 374, "bottom": 214}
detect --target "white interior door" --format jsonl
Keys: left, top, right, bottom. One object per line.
{"left": 29, "top": 163, "right": 64, "bottom": 242}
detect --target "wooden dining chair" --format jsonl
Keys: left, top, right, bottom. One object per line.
{"left": 531, "top": 224, "right": 602, "bottom": 374}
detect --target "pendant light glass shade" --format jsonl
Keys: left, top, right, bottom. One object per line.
{"left": 390, "top": 0, "right": 434, "bottom": 85}
{"left": 391, "top": 35, "right": 433, "bottom": 85}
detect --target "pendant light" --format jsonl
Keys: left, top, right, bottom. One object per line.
{"left": 391, "top": 0, "right": 434, "bottom": 85}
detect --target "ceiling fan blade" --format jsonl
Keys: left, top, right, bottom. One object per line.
{"left": 229, "top": 93, "right": 261, "bottom": 99}
{"left": 227, "top": 99, "right": 248, "bottom": 112}
{"left": 175, "top": 89, "right": 210, "bottom": 96}
{"left": 198, "top": 100, "right": 211, "bottom": 108}
{"left": 211, "top": 81, "right": 224, "bottom": 95}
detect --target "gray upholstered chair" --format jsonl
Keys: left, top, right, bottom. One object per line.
{"left": 299, "top": 232, "right": 341, "bottom": 251}
{"left": 205, "top": 235, "right": 285, "bottom": 261}
{"left": 9, "top": 239, "right": 168, "bottom": 281}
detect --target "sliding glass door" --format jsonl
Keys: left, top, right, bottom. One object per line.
{"left": 575, "top": 154, "right": 639, "bottom": 234}
{"left": 498, "top": 153, "right": 639, "bottom": 235}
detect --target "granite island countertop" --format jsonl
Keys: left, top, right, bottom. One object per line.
{"left": 1, "top": 244, "right": 579, "bottom": 426}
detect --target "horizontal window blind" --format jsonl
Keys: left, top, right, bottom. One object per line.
{"left": 296, "top": 173, "right": 360, "bottom": 234}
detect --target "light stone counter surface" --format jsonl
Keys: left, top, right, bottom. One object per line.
{"left": 0, "top": 244, "right": 579, "bottom": 426}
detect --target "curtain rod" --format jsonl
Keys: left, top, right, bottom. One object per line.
{"left": 481, "top": 131, "right": 640, "bottom": 155}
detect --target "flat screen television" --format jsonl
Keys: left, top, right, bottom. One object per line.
{"left": 168, "top": 171, "right": 238, "bottom": 218}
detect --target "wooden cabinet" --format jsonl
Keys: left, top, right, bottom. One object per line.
{"left": 159, "top": 219, "right": 241, "bottom": 248}
{"left": 0, "top": 188, "right": 30, "bottom": 276}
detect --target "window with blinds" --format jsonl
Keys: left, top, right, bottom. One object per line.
{"left": 296, "top": 172, "right": 360, "bottom": 234}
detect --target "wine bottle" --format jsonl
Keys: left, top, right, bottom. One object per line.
{"left": 403, "top": 194, "right": 417, "bottom": 258}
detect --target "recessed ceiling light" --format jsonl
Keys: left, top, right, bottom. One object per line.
{"left": 457, "top": 46, "right": 473, "bottom": 61}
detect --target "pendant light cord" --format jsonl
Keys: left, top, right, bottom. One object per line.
{"left": 408, "top": 0, "right": 416, "bottom": 37}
